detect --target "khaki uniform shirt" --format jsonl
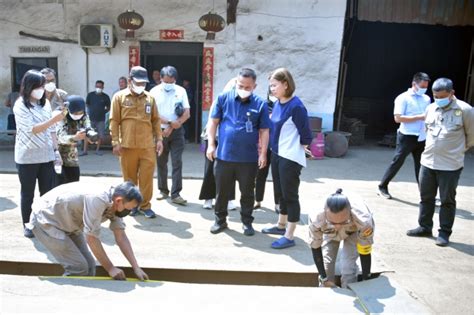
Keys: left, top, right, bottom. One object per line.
{"left": 308, "top": 195, "right": 374, "bottom": 249}
{"left": 28, "top": 182, "right": 125, "bottom": 240}
{"left": 56, "top": 114, "right": 92, "bottom": 167}
{"left": 421, "top": 98, "right": 474, "bottom": 171}
{"left": 109, "top": 88, "right": 162, "bottom": 148}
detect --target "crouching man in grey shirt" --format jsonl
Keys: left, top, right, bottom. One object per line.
{"left": 28, "top": 181, "right": 148, "bottom": 280}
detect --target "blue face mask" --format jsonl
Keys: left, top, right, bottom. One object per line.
{"left": 434, "top": 97, "right": 451, "bottom": 108}
{"left": 163, "top": 83, "right": 175, "bottom": 92}
{"left": 415, "top": 86, "right": 427, "bottom": 96}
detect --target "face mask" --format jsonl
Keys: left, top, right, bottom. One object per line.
{"left": 434, "top": 97, "right": 451, "bottom": 108}
{"left": 269, "top": 95, "right": 278, "bottom": 103}
{"left": 69, "top": 113, "right": 84, "bottom": 120}
{"left": 95, "top": 88, "right": 103, "bottom": 94}
{"left": 163, "top": 83, "right": 175, "bottom": 92}
{"left": 415, "top": 85, "right": 427, "bottom": 96}
{"left": 236, "top": 88, "right": 252, "bottom": 99}
{"left": 31, "top": 88, "right": 45, "bottom": 100}
{"left": 116, "top": 208, "right": 132, "bottom": 218}
{"left": 131, "top": 82, "right": 145, "bottom": 95}
{"left": 44, "top": 82, "right": 56, "bottom": 92}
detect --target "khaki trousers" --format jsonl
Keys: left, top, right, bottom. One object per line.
{"left": 32, "top": 225, "right": 96, "bottom": 276}
{"left": 322, "top": 232, "right": 359, "bottom": 288}
{"left": 120, "top": 147, "right": 156, "bottom": 210}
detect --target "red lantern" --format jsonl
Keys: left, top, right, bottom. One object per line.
{"left": 199, "top": 12, "right": 225, "bottom": 40}
{"left": 117, "top": 10, "right": 144, "bottom": 38}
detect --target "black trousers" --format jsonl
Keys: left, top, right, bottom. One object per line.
{"left": 214, "top": 159, "right": 257, "bottom": 225}
{"left": 255, "top": 149, "right": 280, "bottom": 204}
{"left": 271, "top": 154, "right": 302, "bottom": 223}
{"left": 199, "top": 140, "right": 235, "bottom": 200}
{"left": 380, "top": 132, "right": 425, "bottom": 188}
{"left": 157, "top": 127, "right": 185, "bottom": 198}
{"left": 16, "top": 162, "right": 56, "bottom": 224}
{"left": 418, "top": 165, "right": 462, "bottom": 237}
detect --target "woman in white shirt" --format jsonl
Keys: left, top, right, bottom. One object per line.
{"left": 14, "top": 70, "right": 65, "bottom": 238}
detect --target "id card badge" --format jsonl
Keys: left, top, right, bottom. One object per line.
{"left": 246, "top": 120, "right": 253, "bottom": 133}
{"left": 245, "top": 112, "right": 253, "bottom": 133}
{"left": 145, "top": 103, "right": 151, "bottom": 115}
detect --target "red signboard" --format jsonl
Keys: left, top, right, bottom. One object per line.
{"left": 202, "top": 47, "right": 214, "bottom": 110}
{"left": 160, "top": 29, "right": 184, "bottom": 40}
{"left": 129, "top": 46, "right": 140, "bottom": 70}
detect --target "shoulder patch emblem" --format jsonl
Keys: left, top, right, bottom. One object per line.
{"left": 455, "top": 109, "right": 462, "bottom": 116}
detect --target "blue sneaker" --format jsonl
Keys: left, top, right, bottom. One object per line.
{"left": 141, "top": 209, "right": 156, "bottom": 219}
{"left": 271, "top": 237, "right": 295, "bottom": 249}
{"left": 129, "top": 208, "right": 140, "bottom": 216}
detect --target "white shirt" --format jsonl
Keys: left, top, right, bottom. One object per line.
{"left": 14, "top": 98, "right": 55, "bottom": 164}
{"left": 150, "top": 84, "right": 190, "bottom": 128}
{"left": 393, "top": 88, "right": 431, "bottom": 141}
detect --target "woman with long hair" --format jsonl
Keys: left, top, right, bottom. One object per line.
{"left": 14, "top": 69, "right": 65, "bottom": 237}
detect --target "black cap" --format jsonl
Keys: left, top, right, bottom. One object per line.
{"left": 129, "top": 66, "right": 149, "bottom": 83}
{"left": 66, "top": 95, "right": 85, "bottom": 113}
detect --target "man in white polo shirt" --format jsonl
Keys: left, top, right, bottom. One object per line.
{"left": 150, "top": 66, "right": 190, "bottom": 205}
{"left": 378, "top": 72, "right": 431, "bottom": 199}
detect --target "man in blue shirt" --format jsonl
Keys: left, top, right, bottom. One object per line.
{"left": 378, "top": 72, "right": 431, "bottom": 199}
{"left": 206, "top": 68, "right": 270, "bottom": 235}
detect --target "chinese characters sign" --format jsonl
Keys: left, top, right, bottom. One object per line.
{"left": 202, "top": 47, "right": 214, "bottom": 111}
{"left": 160, "top": 29, "right": 184, "bottom": 40}
{"left": 129, "top": 46, "right": 140, "bottom": 70}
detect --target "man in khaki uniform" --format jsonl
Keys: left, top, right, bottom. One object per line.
{"left": 407, "top": 78, "right": 474, "bottom": 246}
{"left": 110, "top": 66, "right": 163, "bottom": 218}
{"left": 308, "top": 189, "right": 374, "bottom": 288}
{"left": 28, "top": 181, "right": 148, "bottom": 280}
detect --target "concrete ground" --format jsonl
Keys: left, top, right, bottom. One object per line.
{"left": 0, "top": 144, "right": 473, "bottom": 314}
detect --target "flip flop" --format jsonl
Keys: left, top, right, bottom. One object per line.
{"left": 271, "top": 236, "right": 295, "bottom": 249}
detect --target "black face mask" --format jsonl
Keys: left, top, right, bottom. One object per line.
{"left": 116, "top": 208, "right": 132, "bottom": 218}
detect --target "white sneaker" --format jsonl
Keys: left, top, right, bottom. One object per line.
{"left": 203, "top": 199, "right": 213, "bottom": 209}
{"left": 227, "top": 200, "right": 238, "bottom": 211}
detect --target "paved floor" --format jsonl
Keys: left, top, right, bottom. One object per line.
{"left": 0, "top": 144, "right": 473, "bottom": 314}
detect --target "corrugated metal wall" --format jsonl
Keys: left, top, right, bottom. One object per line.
{"left": 357, "top": 0, "right": 474, "bottom": 26}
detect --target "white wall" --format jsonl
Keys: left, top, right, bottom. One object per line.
{"left": 0, "top": 0, "right": 346, "bottom": 134}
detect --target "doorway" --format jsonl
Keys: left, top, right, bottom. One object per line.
{"left": 11, "top": 57, "right": 58, "bottom": 92}
{"left": 141, "top": 41, "right": 203, "bottom": 143}
{"left": 338, "top": 20, "right": 474, "bottom": 139}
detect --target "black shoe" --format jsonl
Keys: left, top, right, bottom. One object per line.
{"left": 406, "top": 226, "right": 432, "bottom": 237}
{"left": 210, "top": 222, "right": 228, "bottom": 234}
{"left": 435, "top": 235, "right": 449, "bottom": 247}
{"left": 23, "top": 227, "right": 34, "bottom": 238}
{"left": 378, "top": 186, "right": 392, "bottom": 199}
{"left": 242, "top": 224, "right": 255, "bottom": 236}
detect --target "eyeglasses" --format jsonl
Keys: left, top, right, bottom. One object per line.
{"left": 324, "top": 211, "right": 352, "bottom": 226}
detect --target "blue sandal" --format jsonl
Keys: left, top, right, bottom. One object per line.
{"left": 271, "top": 237, "right": 295, "bottom": 249}
{"left": 262, "top": 226, "right": 286, "bottom": 235}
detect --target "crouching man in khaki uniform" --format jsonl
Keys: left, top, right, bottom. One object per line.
{"left": 28, "top": 181, "right": 149, "bottom": 280}
{"left": 308, "top": 189, "right": 374, "bottom": 288}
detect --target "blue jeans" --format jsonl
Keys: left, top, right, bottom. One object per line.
{"left": 418, "top": 165, "right": 462, "bottom": 237}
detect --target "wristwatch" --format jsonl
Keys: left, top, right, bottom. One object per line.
{"left": 319, "top": 275, "right": 328, "bottom": 286}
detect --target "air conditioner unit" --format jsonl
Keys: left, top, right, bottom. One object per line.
{"left": 79, "top": 24, "right": 114, "bottom": 48}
